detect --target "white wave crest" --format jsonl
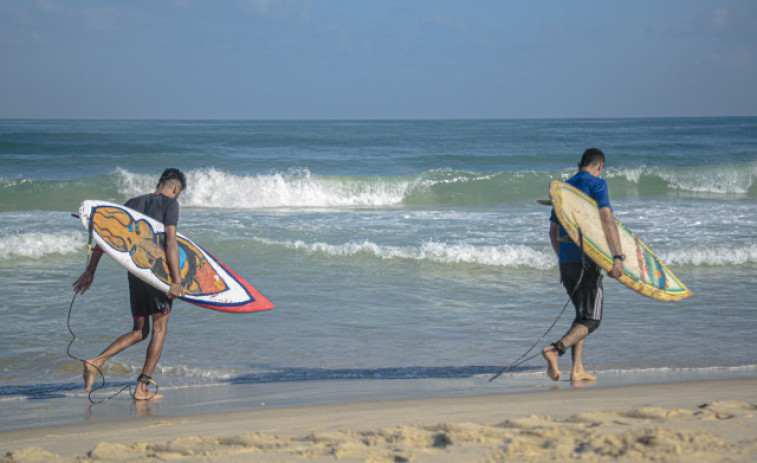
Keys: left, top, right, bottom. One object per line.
{"left": 188, "top": 168, "right": 412, "bottom": 209}
{"left": 262, "top": 237, "right": 755, "bottom": 269}
{"left": 661, "top": 244, "right": 757, "bottom": 266}
{"left": 116, "top": 168, "right": 156, "bottom": 199}
{"left": 661, "top": 165, "right": 756, "bottom": 194}
{"left": 118, "top": 168, "right": 414, "bottom": 209}
{"left": 0, "top": 232, "right": 83, "bottom": 259}
{"left": 263, "top": 238, "right": 556, "bottom": 269}
{"left": 416, "top": 241, "right": 555, "bottom": 269}
{"left": 608, "top": 163, "right": 757, "bottom": 195}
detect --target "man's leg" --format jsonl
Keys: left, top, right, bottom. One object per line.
{"left": 83, "top": 317, "right": 150, "bottom": 391}
{"left": 544, "top": 261, "right": 602, "bottom": 383}
{"left": 133, "top": 311, "right": 170, "bottom": 400}
{"left": 570, "top": 338, "right": 597, "bottom": 382}
{"left": 541, "top": 323, "right": 589, "bottom": 382}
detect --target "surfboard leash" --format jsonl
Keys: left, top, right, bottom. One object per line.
{"left": 487, "top": 289, "right": 577, "bottom": 382}
{"left": 65, "top": 291, "right": 126, "bottom": 404}
{"left": 489, "top": 229, "right": 588, "bottom": 382}
{"left": 66, "top": 221, "right": 160, "bottom": 404}
{"left": 66, "top": 293, "right": 161, "bottom": 404}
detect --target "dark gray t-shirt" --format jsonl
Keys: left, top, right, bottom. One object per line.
{"left": 125, "top": 193, "right": 179, "bottom": 226}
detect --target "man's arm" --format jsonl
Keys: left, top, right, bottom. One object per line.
{"left": 599, "top": 207, "right": 624, "bottom": 278}
{"left": 164, "top": 225, "right": 184, "bottom": 299}
{"left": 549, "top": 221, "right": 560, "bottom": 256}
{"left": 72, "top": 248, "right": 104, "bottom": 294}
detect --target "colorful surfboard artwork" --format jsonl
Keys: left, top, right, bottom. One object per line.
{"left": 78, "top": 200, "right": 274, "bottom": 313}
{"left": 549, "top": 181, "right": 691, "bottom": 302}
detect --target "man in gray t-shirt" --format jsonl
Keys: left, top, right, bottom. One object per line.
{"left": 73, "top": 168, "right": 187, "bottom": 400}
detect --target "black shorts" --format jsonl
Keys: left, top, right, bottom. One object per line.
{"left": 560, "top": 262, "right": 603, "bottom": 333}
{"left": 128, "top": 273, "right": 172, "bottom": 319}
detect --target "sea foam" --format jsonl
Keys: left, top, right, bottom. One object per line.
{"left": 118, "top": 168, "right": 412, "bottom": 209}
{"left": 661, "top": 244, "right": 757, "bottom": 266}
{"left": 607, "top": 162, "right": 757, "bottom": 195}
{"left": 253, "top": 237, "right": 756, "bottom": 269}
{"left": 112, "top": 164, "right": 757, "bottom": 212}
{"left": 0, "top": 232, "right": 83, "bottom": 259}
{"left": 258, "top": 238, "right": 556, "bottom": 269}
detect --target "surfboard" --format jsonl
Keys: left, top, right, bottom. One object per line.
{"left": 77, "top": 200, "right": 274, "bottom": 313}
{"left": 549, "top": 180, "right": 691, "bottom": 302}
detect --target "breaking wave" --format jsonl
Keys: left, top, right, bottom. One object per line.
{"left": 0, "top": 232, "right": 83, "bottom": 260}
{"left": 2, "top": 162, "right": 755, "bottom": 212}
{"left": 250, "top": 238, "right": 757, "bottom": 269}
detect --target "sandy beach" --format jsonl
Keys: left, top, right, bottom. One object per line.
{"left": 2, "top": 377, "right": 755, "bottom": 462}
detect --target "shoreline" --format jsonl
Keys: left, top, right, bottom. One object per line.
{"left": 2, "top": 376, "right": 756, "bottom": 462}
{"left": 2, "top": 364, "right": 755, "bottom": 433}
{"left": 2, "top": 365, "right": 756, "bottom": 430}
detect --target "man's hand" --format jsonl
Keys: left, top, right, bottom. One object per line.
{"left": 164, "top": 225, "right": 183, "bottom": 300}
{"left": 167, "top": 282, "right": 184, "bottom": 300}
{"left": 73, "top": 270, "right": 94, "bottom": 295}
{"left": 608, "top": 259, "right": 623, "bottom": 278}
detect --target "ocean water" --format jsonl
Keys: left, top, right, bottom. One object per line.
{"left": 1, "top": 118, "right": 756, "bottom": 403}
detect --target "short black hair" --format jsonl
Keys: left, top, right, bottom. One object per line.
{"left": 158, "top": 168, "right": 186, "bottom": 191}
{"left": 579, "top": 148, "right": 605, "bottom": 168}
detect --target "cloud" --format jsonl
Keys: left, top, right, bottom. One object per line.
{"left": 421, "top": 15, "right": 467, "bottom": 33}
{"left": 699, "top": 6, "right": 757, "bottom": 38}
{"left": 704, "top": 47, "right": 752, "bottom": 68}
{"left": 239, "top": 0, "right": 314, "bottom": 23}
{"left": 708, "top": 8, "right": 729, "bottom": 32}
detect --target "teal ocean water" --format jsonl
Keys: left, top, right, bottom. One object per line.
{"left": 1, "top": 118, "right": 756, "bottom": 403}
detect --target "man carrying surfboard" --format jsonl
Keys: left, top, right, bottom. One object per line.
{"left": 543, "top": 149, "right": 623, "bottom": 383}
{"left": 72, "top": 168, "right": 187, "bottom": 400}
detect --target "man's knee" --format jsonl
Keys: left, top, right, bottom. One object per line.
{"left": 578, "top": 318, "right": 601, "bottom": 334}
{"left": 131, "top": 318, "right": 150, "bottom": 341}
{"left": 151, "top": 312, "right": 170, "bottom": 335}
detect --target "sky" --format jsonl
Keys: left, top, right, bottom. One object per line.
{"left": 1, "top": 0, "right": 756, "bottom": 119}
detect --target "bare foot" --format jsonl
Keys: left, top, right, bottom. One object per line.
{"left": 541, "top": 346, "right": 561, "bottom": 381}
{"left": 571, "top": 368, "right": 597, "bottom": 382}
{"left": 82, "top": 360, "right": 100, "bottom": 391}
{"left": 133, "top": 384, "right": 163, "bottom": 401}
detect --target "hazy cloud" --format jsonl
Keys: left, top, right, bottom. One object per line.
{"left": 1, "top": 1, "right": 754, "bottom": 119}
{"left": 421, "top": 15, "right": 467, "bottom": 33}
{"left": 239, "top": 0, "right": 314, "bottom": 23}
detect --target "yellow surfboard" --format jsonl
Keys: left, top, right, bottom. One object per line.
{"left": 549, "top": 180, "right": 691, "bottom": 302}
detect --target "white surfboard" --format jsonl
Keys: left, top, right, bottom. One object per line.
{"left": 78, "top": 200, "right": 273, "bottom": 313}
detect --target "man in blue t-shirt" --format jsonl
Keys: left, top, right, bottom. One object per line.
{"left": 542, "top": 149, "right": 624, "bottom": 383}
{"left": 73, "top": 168, "right": 187, "bottom": 400}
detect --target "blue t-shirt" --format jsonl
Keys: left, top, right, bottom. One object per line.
{"left": 550, "top": 171, "right": 611, "bottom": 263}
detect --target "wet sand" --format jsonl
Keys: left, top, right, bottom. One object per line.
{"left": 2, "top": 378, "right": 755, "bottom": 462}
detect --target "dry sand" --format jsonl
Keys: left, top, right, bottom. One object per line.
{"left": 2, "top": 378, "right": 756, "bottom": 462}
